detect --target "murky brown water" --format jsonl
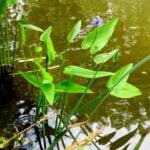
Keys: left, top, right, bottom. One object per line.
{"left": 0, "top": 0, "right": 150, "bottom": 149}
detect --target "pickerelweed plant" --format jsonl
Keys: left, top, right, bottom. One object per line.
{"left": 18, "top": 17, "right": 150, "bottom": 149}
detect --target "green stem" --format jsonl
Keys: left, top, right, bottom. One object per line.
{"left": 57, "top": 93, "right": 67, "bottom": 131}
{"left": 0, "top": 19, "right": 6, "bottom": 64}
{"left": 12, "top": 27, "right": 17, "bottom": 68}
{"left": 54, "top": 94, "right": 62, "bottom": 136}
{"left": 54, "top": 43, "right": 69, "bottom": 83}
{"left": 5, "top": 12, "right": 10, "bottom": 64}
{"left": 42, "top": 95, "right": 46, "bottom": 149}
{"left": 35, "top": 90, "right": 42, "bottom": 121}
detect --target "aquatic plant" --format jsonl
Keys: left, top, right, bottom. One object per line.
{"left": 0, "top": 0, "right": 18, "bottom": 103}
{"left": 0, "top": 0, "right": 17, "bottom": 67}
{"left": 18, "top": 17, "right": 150, "bottom": 150}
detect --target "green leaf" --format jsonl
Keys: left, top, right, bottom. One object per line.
{"left": 35, "top": 46, "right": 42, "bottom": 53}
{"left": 40, "top": 26, "right": 52, "bottom": 42}
{"left": 35, "top": 61, "right": 53, "bottom": 82}
{"left": 67, "top": 20, "right": 81, "bottom": 43}
{"left": 94, "top": 49, "right": 118, "bottom": 64}
{"left": 107, "top": 63, "right": 133, "bottom": 91}
{"left": 0, "top": 0, "right": 17, "bottom": 15}
{"left": 110, "top": 83, "right": 142, "bottom": 98}
{"left": 41, "top": 82, "right": 55, "bottom": 105}
{"left": 40, "top": 26, "right": 56, "bottom": 64}
{"left": 7, "top": 0, "right": 17, "bottom": 6}
{"left": 19, "top": 71, "right": 42, "bottom": 87}
{"left": 19, "top": 19, "right": 43, "bottom": 32}
{"left": 81, "top": 18, "right": 118, "bottom": 54}
{"left": 113, "top": 50, "right": 119, "bottom": 64}
{"left": 56, "top": 79, "right": 93, "bottom": 93}
{"left": 0, "top": 0, "right": 7, "bottom": 15}
{"left": 64, "top": 65, "right": 114, "bottom": 78}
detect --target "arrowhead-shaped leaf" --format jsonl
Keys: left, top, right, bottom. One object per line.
{"left": 64, "top": 65, "right": 114, "bottom": 78}
{"left": 35, "top": 61, "right": 53, "bottom": 82}
{"left": 67, "top": 20, "right": 81, "bottom": 43}
{"left": 19, "top": 71, "right": 42, "bottom": 87}
{"left": 56, "top": 79, "right": 93, "bottom": 94}
{"left": 40, "top": 26, "right": 56, "bottom": 64}
{"left": 107, "top": 63, "right": 133, "bottom": 91}
{"left": 94, "top": 49, "right": 118, "bottom": 64}
{"left": 110, "top": 83, "right": 142, "bottom": 98}
{"left": 41, "top": 82, "right": 55, "bottom": 105}
{"left": 81, "top": 18, "right": 118, "bottom": 54}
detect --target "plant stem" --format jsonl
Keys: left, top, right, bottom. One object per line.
{"left": 12, "top": 27, "right": 17, "bottom": 68}
{"left": 5, "top": 11, "right": 10, "bottom": 65}
{"left": 57, "top": 93, "right": 67, "bottom": 131}
{"left": 54, "top": 43, "right": 69, "bottom": 83}
{"left": 87, "top": 55, "right": 150, "bottom": 120}
{"left": 42, "top": 95, "right": 46, "bottom": 149}
{"left": 0, "top": 19, "right": 6, "bottom": 64}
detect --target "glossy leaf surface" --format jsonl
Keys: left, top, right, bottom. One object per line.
{"left": 64, "top": 65, "right": 114, "bottom": 78}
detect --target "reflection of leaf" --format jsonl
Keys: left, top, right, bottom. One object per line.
{"left": 134, "top": 125, "right": 150, "bottom": 150}
{"left": 98, "top": 131, "right": 116, "bottom": 144}
{"left": 110, "top": 128, "right": 138, "bottom": 150}
{"left": 122, "top": 143, "right": 130, "bottom": 150}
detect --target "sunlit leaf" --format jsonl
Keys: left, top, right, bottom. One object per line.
{"left": 67, "top": 20, "right": 81, "bottom": 43}
{"left": 41, "top": 81, "right": 55, "bottom": 105}
{"left": 40, "top": 26, "right": 56, "bottom": 64}
{"left": 19, "top": 19, "right": 43, "bottom": 32}
{"left": 40, "top": 26, "right": 52, "bottom": 41}
{"left": 110, "top": 83, "right": 142, "bottom": 98}
{"left": 35, "top": 61, "right": 53, "bottom": 82}
{"left": 35, "top": 46, "right": 42, "bottom": 53}
{"left": 81, "top": 18, "right": 118, "bottom": 54}
{"left": 0, "top": 136, "right": 7, "bottom": 149}
{"left": 107, "top": 63, "right": 133, "bottom": 91}
{"left": 56, "top": 79, "right": 93, "bottom": 94}
{"left": 94, "top": 49, "right": 118, "bottom": 64}
{"left": 7, "top": 0, "right": 17, "bottom": 6}
{"left": 64, "top": 65, "right": 114, "bottom": 78}
{"left": 19, "top": 71, "right": 42, "bottom": 87}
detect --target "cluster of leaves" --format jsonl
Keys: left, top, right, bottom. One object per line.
{"left": 19, "top": 18, "right": 142, "bottom": 107}
{"left": 17, "top": 17, "right": 150, "bottom": 150}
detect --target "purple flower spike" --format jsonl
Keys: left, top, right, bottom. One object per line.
{"left": 92, "top": 16, "right": 103, "bottom": 28}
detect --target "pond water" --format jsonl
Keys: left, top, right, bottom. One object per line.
{"left": 0, "top": 0, "right": 150, "bottom": 149}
